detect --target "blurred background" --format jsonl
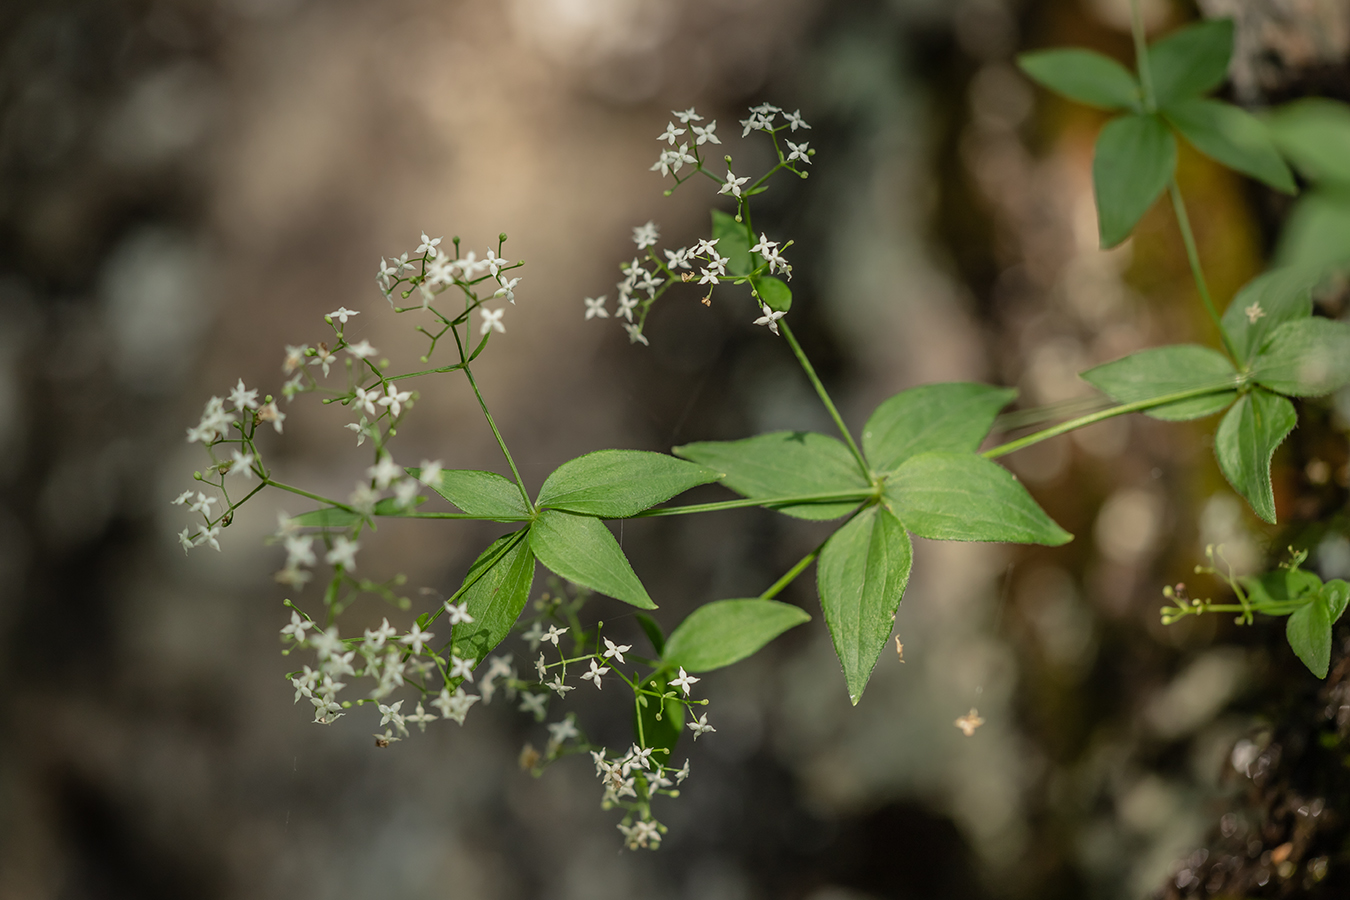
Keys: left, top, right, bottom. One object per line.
{"left": 3, "top": 0, "right": 1350, "bottom": 898}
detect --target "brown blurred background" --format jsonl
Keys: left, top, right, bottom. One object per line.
{"left": 2, "top": 1, "right": 1349, "bottom": 898}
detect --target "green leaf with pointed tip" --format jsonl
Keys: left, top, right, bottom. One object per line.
{"left": 711, "top": 209, "right": 753, "bottom": 276}
{"left": 1252, "top": 318, "right": 1350, "bottom": 397}
{"left": 1094, "top": 114, "right": 1177, "bottom": 248}
{"left": 1240, "top": 565, "right": 1322, "bottom": 607}
{"left": 536, "top": 449, "right": 720, "bottom": 518}
{"left": 673, "top": 431, "right": 870, "bottom": 520}
{"left": 862, "top": 382, "right": 1017, "bottom": 474}
{"left": 1221, "top": 267, "right": 1318, "bottom": 363}
{"left": 1163, "top": 98, "right": 1296, "bottom": 193}
{"left": 1325, "top": 580, "right": 1350, "bottom": 624}
{"left": 290, "top": 496, "right": 422, "bottom": 528}
{"left": 886, "top": 452, "right": 1072, "bottom": 545}
{"left": 1080, "top": 345, "right": 1237, "bottom": 421}
{"left": 1214, "top": 389, "right": 1296, "bottom": 523}
{"left": 636, "top": 613, "right": 665, "bottom": 655}
{"left": 449, "top": 531, "right": 536, "bottom": 664}
{"left": 1016, "top": 48, "right": 1141, "bottom": 111}
{"left": 753, "top": 275, "right": 792, "bottom": 312}
{"left": 412, "top": 468, "right": 530, "bottom": 520}
{"left": 1287, "top": 591, "right": 1333, "bottom": 678}
{"left": 1267, "top": 98, "right": 1350, "bottom": 187}
{"left": 529, "top": 509, "right": 655, "bottom": 609}
{"left": 633, "top": 672, "right": 684, "bottom": 769}
{"left": 1274, "top": 191, "right": 1350, "bottom": 271}
{"left": 662, "top": 599, "right": 810, "bottom": 673}
{"left": 817, "top": 506, "right": 911, "bottom": 705}
{"left": 1147, "top": 18, "right": 1234, "bottom": 107}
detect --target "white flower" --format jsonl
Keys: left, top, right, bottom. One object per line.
{"left": 310, "top": 345, "right": 337, "bottom": 376}
{"left": 632, "top": 221, "right": 660, "bottom": 249}
{"left": 188, "top": 491, "right": 217, "bottom": 516}
{"left": 750, "top": 233, "right": 778, "bottom": 257}
{"left": 259, "top": 401, "right": 285, "bottom": 433}
{"left": 658, "top": 122, "right": 685, "bottom": 145}
{"left": 480, "top": 307, "right": 505, "bottom": 336}
{"left": 603, "top": 638, "right": 631, "bottom": 663}
{"left": 623, "top": 744, "right": 653, "bottom": 772}
{"left": 547, "top": 716, "right": 580, "bottom": 745}
{"left": 345, "top": 340, "right": 377, "bottom": 359}
{"left": 547, "top": 675, "right": 574, "bottom": 698}
{"left": 692, "top": 238, "right": 720, "bottom": 257}
{"left": 675, "top": 758, "right": 691, "bottom": 784}
{"left": 309, "top": 626, "right": 343, "bottom": 659}
{"left": 740, "top": 113, "right": 773, "bottom": 137}
{"left": 670, "top": 666, "right": 700, "bottom": 697}
{"left": 584, "top": 295, "right": 609, "bottom": 320}
{"left": 457, "top": 251, "right": 490, "bottom": 280}
{"left": 323, "top": 650, "right": 356, "bottom": 679}
{"left": 484, "top": 249, "right": 511, "bottom": 277}
{"left": 284, "top": 534, "right": 316, "bottom": 568}
{"left": 541, "top": 625, "right": 568, "bottom": 646}
{"left": 698, "top": 267, "right": 721, "bottom": 286}
{"left": 443, "top": 600, "right": 474, "bottom": 625}
{"left": 274, "top": 566, "right": 312, "bottom": 588}
{"left": 691, "top": 121, "right": 720, "bottom": 145}
{"left": 195, "top": 525, "right": 221, "bottom": 551}
{"left": 617, "top": 294, "right": 639, "bottom": 322}
{"left": 229, "top": 449, "right": 254, "bottom": 480}
{"left": 392, "top": 478, "right": 420, "bottom": 508}
{"left": 229, "top": 378, "right": 259, "bottom": 411}
{"left": 416, "top": 233, "right": 442, "bottom": 255}
{"left": 325, "top": 536, "right": 359, "bottom": 570}
{"left": 405, "top": 702, "right": 438, "bottom": 732}
{"left": 672, "top": 107, "right": 702, "bottom": 123}
{"left": 518, "top": 691, "right": 547, "bottom": 721}
{"left": 328, "top": 307, "right": 361, "bottom": 324}
{"left": 623, "top": 323, "right": 650, "bottom": 346}
{"left": 1245, "top": 302, "right": 1266, "bottom": 324}
{"left": 400, "top": 623, "right": 434, "bottom": 655}
{"left": 522, "top": 621, "right": 546, "bottom": 650}
{"left": 281, "top": 610, "right": 313, "bottom": 641}
{"left": 172, "top": 490, "right": 194, "bottom": 506}
{"left": 686, "top": 713, "right": 716, "bottom": 740}
{"left": 378, "top": 700, "right": 408, "bottom": 736}
{"left": 281, "top": 373, "right": 305, "bottom": 401}
{"left": 363, "top": 618, "right": 396, "bottom": 651}
{"left": 417, "top": 460, "right": 443, "bottom": 487}
{"left": 177, "top": 528, "right": 194, "bottom": 552}
{"left": 753, "top": 304, "right": 786, "bottom": 336}
{"left": 785, "top": 140, "right": 811, "bottom": 164}
{"left": 581, "top": 658, "right": 610, "bottom": 689}
{"left": 663, "top": 247, "right": 691, "bottom": 270}
{"left": 535, "top": 653, "right": 548, "bottom": 681}
{"left": 494, "top": 276, "right": 521, "bottom": 304}
{"left": 433, "top": 687, "right": 480, "bottom": 725}
{"left": 348, "top": 483, "right": 379, "bottom": 515}
{"left": 378, "top": 383, "right": 412, "bottom": 417}
{"left": 367, "top": 454, "right": 402, "bottom": 489}
{"left": 449, "top": 654, "right": 476, "bottom": 682}
{"left": 719, "top": 168, "right": 749, "bottom": 198}
{"left": 283, "top": 344, "right": 308, "bottom": 373}
{"left": 351, "top": 386, "right": 379, "bottom": 418}
{"left": 345, "top": 420, "right": 368, "bottom": 446}
{"left": 783, "top": 109, "right": 810, "bottom": 131}
{"left": 186, "top": 396, "right": 236, "bottom": 443}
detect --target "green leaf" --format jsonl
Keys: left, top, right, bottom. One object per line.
{"left": 1147, "top": 18, "right": 1234, "bottom": 107}
{"left": 817, "top": 506, "right": 912, "bottom": 705}
{"left": 635, "top": 613, "right": 666, "bottom": 655}
{"left": 633, "top": 672, "right": 684, "bottom": 769}
{"left": 528, "top": 509, "right": 655, "bottom": 609}
{"left": 449, "top": 532, "right": 536, "bottom": 663}
{"left": 1221, "top": 267, "right": 1318, "bottom": 363}
{"left": 753, "top": 275, "right": 792, "bottom": 312}
{"left": 1080, "top": 344, "right": 1237, "bottom": 421}
{"left": 1016, "top": 48, "right": 1141, "bottom": 111}
{"left": 1163, "top": 98, "right": 1296, "bottom": 193}
{"left": 662, "top": 599, "right": 811, "bottom": 673}
{"left": 1267, "top": 98, "right": 1350, "bottom": 187}
{"left": 1241, "top": 566, "right": 1322, "bottom": 606}
{"left": 1287, "top": 592, "right": 1333, "bottom": 678}
{"left": 862, "top": 382, "right": 1017, "bottom": 474}
{"left": 885, "top": 452, "right": 1072, "bottom": 545}
{"left": 673, "top": 431, "right": 870, "bottom": 520}
{"left": 1325, "top": 580, "right": 1350, "bottom": 624}
{"left": 414, "top": 468, "right": 530, "bottom": 520}
{"left": 1094, "top": 114, "right": 1177, "bottom": 248}
{"left": 290, "top": 496, "right": 417, "bottom": 528}
{"left": 1252, "top": 318, "right": 1350, "bottom": 397}
{"left": 536, "top": 449, "right": 720, "bottom": 518}
{"left": 711, "top": 209, "right": 752, "bottom": 276}
{"left": 1213, "top": 389, "right": 1296, "bottom": 523}
{"left": 1274, "top": 191, "right": 1350, "bottom": 271}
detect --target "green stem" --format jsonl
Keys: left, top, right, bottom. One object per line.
{"left": 1128, "top": 0, "right": 1156, "bottom": 112}
{"left": 425, "top": 529, "right": 528, "bottom": 630}
{"left": 759, "top": 544, "right": 824, "bottom": 601}
{"left": 1167, "top": 180, "right": 1239, "bottom": 361}
{"left": 455, "top": 333, "right": 535, "bottom": 514}
{"left": 778, "top": 320, "right": 871, "bottom": 478}
{"left": 982, "top": 382, "right": 1239, "bottom": 459}
{"left": 381, "top": 511, "right": 533, "bottom": 521}
{"left": 631, "top": 490, "right": 873, "bottom": 518}
{"left": 265, "top": 479, "right": 357, "bottom": 514}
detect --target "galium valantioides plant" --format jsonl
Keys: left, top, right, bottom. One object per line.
{"left": 174, "top": 4, "right": 1350, "bottom": 846}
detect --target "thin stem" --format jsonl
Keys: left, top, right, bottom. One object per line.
{"left": 1168, "top": 180, "right": 1239, "bottom": 362}
{"left": 982, "top": 382, "right": 1240, "bottom": 459}
{"left": 759, "top": 544, "right": 824, "bottom": 601}
{"left": 631, "top": 490, "right": 873, "bottom": 518}
{"left": 778, "top": 320, "right": 871, "bottom": 478}
{"left": 382, "top": 511, "right": 533, "bottom": 521}
{"left": 454, "top": 330, "right": 535, "bottom": 514}
{"left": 264, "top": 479, "right": 357, "bottom": 514}
{"left": 1128, "top": 0, "right": 1156, "bottom": 111}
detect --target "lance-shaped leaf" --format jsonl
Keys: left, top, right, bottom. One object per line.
{"left": 1147, "top": 18, "right": 1234, "bottom": 107}
{"left": 414, "top": 468, "right": 530, "bottom": 520}
{"left": 1163, "top": 98, "right": 1295, "bottom": 194}
{"left": 536, "top": 449, "right": 720, "bottom": 518}
{"left": 711, "top": 209, "right": 753, "bottom": 276}
{"left": 1016, "top": 48, "right": 1141, "bottom": 111}
{"left": 1287, "top": 591, "right": 1334, "bottom": 678}
{"left": 636, "top": 613, "right": 666, "bottom": 655}
{"left": 1080, "top": 345, "right": 1238, "bottom": 421}
{"left": 817, "top": 506, "right": 912, "bottom": 705}
{"left": 1251, "top": 319, "right": 1350, "bottom": 397}
{"left": 1094, "top": 114, "right": 1177, "bottom": 248}
{"left": 863, "top": 382, "right": 1017, "bottom": 474}
{"left": 1267, "top": 98, "right": 1350, "bottom": 187}
{"left": 1213, "top": 389, "right": 1296, "bottom": 523}
{"left": 885, "top": 452, "right": 1071, "bottom": 545}
{"left": 529, "top": 509, "right": 655, "bottom": 609}
{"left": 449, "top": 532, "right": 535, "bottom": 663}
{"left": 662, "top": 599, "right": 811, "bottom": 673}
{"left": 1221, "top": 267, "right": 1318, "bottom": 363}
{"left": 633, "top": 672, "right": 684, "bottom": 769}
{"left": 673, "top": 431, "right": 870, "bottom": 520}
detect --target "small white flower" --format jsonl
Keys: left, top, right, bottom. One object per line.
{"left": 753, "top": 304, "right": 786, "bottom": 336}
{"left": 522, "top": 621, "right": 546, "bottom": 650}
{"left": 417, "top": 460, "right": 443, "bottom": 487}
{"left": 283, "top": 344, "right": 308, "bottom": 373}
{"left": 1245, "top": 302, "right": 1266, "bottom": 324}
{"left": 172, "top": 490, "right": 194, "bottom": 506}
{"left": 328, "top": 307, "right": 361, "bottom": 324}
{"left": 632, "top": 221, "right": 660, "bottom": 249}
{"left": 675, "top": 758, "right": 691, "bottom": 784}
{"left": 309, "top": 626, "right": 342, "bottom": 659}
{"left": 363, "top": 618, "right": 396, "bottom": 651}
{"left": 547, "top": 674, "right": 574, "bottom": 698}
{"left": 624, "top": 744, "right": 653, "bottom": 772}
{"left": 547, "top": 716, "right": 580, "bottom": 745}
{"left": 348, "top": 483, "right": 379, "bottom": 515}
{"left": 378, "top": 699, "right": 408, "bottom": 736}
{"left": 404, "top": 702, "right": 438, "bottom": 732}
{"left": 325, "top": 536, "right": 359, "bottom": 570}
{"left": 177, "top": 528, "right": 194, "bottom": 552}
{"left": 584, "top": 295, "right": 609, "bottom": 320}
{"left": 602, "top": 638, "right": 631, "bottom": 663}
{"left": 617, "top": 294, "right": 639, "bottom": 322}
{"left": 719, "top": 169, "right": 749, "bottom": 198}
{"left": 433, "top": 687, "right": 480, "bottom": 725}
{"left": 188, "top": 491, "right": 216, "bottom": 515}
{"left": 783, "top": 109, "right": 811, "bottom": 131}
{"left": 392, "top": 478, "right": 419, "bottom": 508}
{"left": 541, "top": 625, "right": 568, "bottom": 646}
{"left": 345, "top": 340, "right": 377, "bottom": 359}
{"left": 367, "top": 454, "right": 402, "bottom": 489}
{"left": 480, "top": 307, "right": 505, "bottom": 336}
{"left": 623, "top": 323, "right": 650, "bottom": 346}
{"left": 195, "top": 525, "right": 221, "bottom": 551}
{"left": 259, "top": 401, "right": 285, "bottom": 434}
{"left": 284, "top": 534, "right": 316, "bottom": 568}
{"left": 378, "top": 383, "right": 412, "bottom": 417}
{"left": 535, "top": 653, "right": 548, "bottom": 681}
{"left": 686, "top": 713, "right": 716, "bottom": 740}
{"left": 494, "top": 275, "right": 521, "bottom": 304}
{"left": 581, "top": 658, "right": 610, "bottom": 690}
{"left": 484, "top": 249, "right": 511, "bottom": 277}
{"left": 750, "top": 233, "right": 778, "bottom": 257}
{"left": 449, "top": 654, "right": 476, "bottom": 682}
{"left": 692, "top": 238, "right": 720, "bottom": 257}
{"left": 416, "top": 233, "right": 442, "bottom": 255}
{"left": 345, "top": 420, "right": 368, "bottom": 447}
{"left": 443, "top": 600, "right": 474, "bottom": 625}
{"left": 229, "top": 378, "right": 259, "bottom": 411}
{"left": 229, "top": 449, "right": 254, "bottom": 480}
{"left": 670, "top": 666, "right": 700, "bottom": 697}
{"left": 785, "top": 140, "right": 811, "bottom": 164}
{"left": 691, "top": 121, "right": 720, "bottom": 145}
{"left": 310, "top": 345, "right": 337, "bottom": 376}
{"left": 663, "top": 247, "right": 691, "bottom": 270}
{"left": 658, "top": 122, "right": 685, "bottom": 145}
{"left": 400, "top": 623, "right": 434, "bottom": 655}
{"left": 518, "top": 691, "right": 548, "bottom": 721}
{"left": 672, "top": 107, "right": 703, "bottom": 123}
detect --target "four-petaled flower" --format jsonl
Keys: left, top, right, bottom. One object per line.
{"left": 1245, "top": 302, "right": 1266, "bottom": 324}
{"left": 433, "top": 687, "right": 480, "bottom": 725}
{"left": 584, "top": 295, "right": 609, "bottom": 320}
{"left": 954, "top": 708, "right": 984, "bottom": 736}
{"left": 345, "top": 340, "right": 377, "bottom": 359}
{"left": 547, "top": 674, "right": 574, "bottom": 698}
{"left": 416, "top": 233, "right": 442, "bottom": 255}
{"left": 480, "top": 307, "right": 505, "bottom": 336}
{"left": 602, "top": 638, "right": 631, "bottom": 663}
{"left": 494, "top": 276, "right": 521, "bottom": 304}
{"left": 229, "top": 378, "right": 259, "bottom": 411}
{"left": 542, "top": 625, "right": 568, "bottom": 646}
{"left": 658, "top": 122, "right": 685, "bottom": 145}
{"left": 518, "top": 691, "right": 548, "bottom": 720}
{"left": 783, "top": 109, "right": 811, "bottom": 131}
{"left": 632, "top": 221, "right": 660, "bottom": 249}
{"left": 623, "top": 323, "right": 650, "bottom": 346}
{"left": 691, "top": 121, "right": 720, "bottom": 145}
{"left": 443, "top": 600, "right": 474, "bottom": 625}
{"left": 378, "top": 384, "right": 412, "bottom": 417}
{"left": 687, "top": 713, "right": 716, "bottom": 740}
{"left": 329, "top": 307, "right": 361, "bottom": 324}
{"left": 449, "top": 654, "right": 477, "bottom": 682}
{"left": 786, "top": 140, "right": 811, "bottom": 164}
{"left": 325, "top": 536, "right": 359, "bottom": 570}
{"left": 581, "top": 658, "right": 610, "bottom": 690}
{"left": 670, "top": 666, "right": 700, "bottom": 697}
{"left": 719, "top": 169, "right": 749, "bottom": 198}
{"left": 399, "top": 623, "right": 434, "bottom": 655}
{"left": 754, "top": 304, "right": 786, "bottom": 336}
{"left": 404, "top": 702, "right": 437, "bottom": 732}
{"left": 672, "top": 107, "right": 702, "bottom": 123}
